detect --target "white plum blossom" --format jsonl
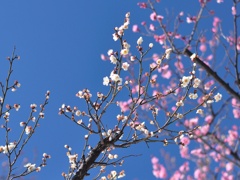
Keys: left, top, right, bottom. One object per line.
{"left": 118, "top": 170, "right": 126, "bottom": 178}
{"left": 75, "top": 110, "right": 81, "bottom": 116}
{"left": 122, "top": 62, "right": 130, "bottom": 71}
{"left": 176, "top": 100, "right": 184, "bottom": 107}
{"left": 189, "top": 93, "right": 198, "bottom": 99}
{"left": 196, "top": 109, "right": 204, "bottom": 115}
{"left": 24, "top": 163, "right": 36, "bottom": 172}
{"left": 177, "top": 113, "right": 183, "bottom": 119}
{"left": 108, "top": 154, "right": 114, "bottom": 159}
{"left": 120, "top": 48, "right": 129, "bottom": 55}
{"left": 181, "top": 76, "right": 192, "bottom": 87}
{"left": 107, "top": 49, "right": 114, "bottom": 56}
{"left": 103, "top": 76, "right": 110, "bottom": 86}
{"left": 207, "top": 100, "right": 214, "bottom": 104}
{"left": 112, "top": 33, "right": 119, "bottom": 41}
{"left": 149, "top": 43, "right": 154, "bottom": 48}
{"left": 0, "top": 142, "right": 16, "bottom": 154}
{"left": 110, "top": 72, "right": 122, "bottom": 85}
{"left": 111, "top": 170, "right": 117, "bottom": 177}
{"left": 214, "top": 93, "right": 222, "bottom": 102}
{"left": 20, "top": 122, "right": 26, "bottom": 127}
{"left": 25, "top": 126, "right": 33, "bottom": 135}
{"left": 190, "top": 53, "right": 197, "bottom": 61}
{"left": 156, "top": 59, "right": 162, "bottom": 65}
{"left": 130, "top": 56, "right": 136, "bottom": 61}
{"left": 123, "top": 41, "right": 130, "bottom": 49}
{"left": 165, "top": 48, "right": 172, "bottom": 59}
{"left": 193, "top": 78, "right": 201, "bottom": 88}
{"left": 110, "top": 55, "right": 117, "bottom": 64}
{"left": 137, "top": 36, "right": 143, "bottom": 45}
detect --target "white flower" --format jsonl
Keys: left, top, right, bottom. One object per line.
{"left": 177, "top": 113, "right": 183, "bottom": 119}
{"left": 214, "top": 93, "right": 222, "bottom": 102}
{"left": 103, "top": 76, "right": 110, "bottom": 86}
{"left": 75, "top": 110, "right": 81, "bottom": 116}
{"left": 111, "top": 170, "right": 117, "bottom": 177}
{"left": 193, "top": 78, "right": 201, "bottom": 88}
{"left": 123, "top": 42, "right": 130, "bottom": 49}
{"left": 114, "top": 154, "right": 118, "bottom": 159}
{"left": 39, "top": 112, "right": 44, "bottom": 118}
{"left": 176, "top": 100, "right": 184, "bottom": 107}
{"left": 101, "top": 177, "right": 107, "bottom": 180}
{"left": 149, "top": 43, "right": 154, "bottom": 48}
{"left": 189, "top": 93, "right": 198, "bottom": 99}
{"left": 30, "top": 104, "right": 37, "bottom": 109}
{"left": 165, "top": 48, "right": 172, "bottom": 59}
{"left": 137, "top": 37, "right": 143, "bottom": 45}
{"left": 120, "top": 48, "right": 129, "bottom": 55}
{"left": 207, "top": 100, "right": 214, "bottom": 104}
{"left": 130, "top": 56, "right": 136, "bottom": 61}
{"left": 122, "top": 62, "right": 130, "bottom": 71}
{"left": 108, "top": 154, "right": 114, "bottom": 159}
{"left": 156, "top": 59, "right": 162, "bottom": 65}
{"left": 181, "top": 76, "right": 192, "bottom": 87}
{"left": 110, "top": 72, "right": 122, "bottom": 85}
{"left": 196, "top": 109, "right": 204, "bottom": 115}
{"left": 20, "top": 122, "right": 26, "bottom": 127}
{"left": 107, "top": 49, "right": 114, "bottom": 56}
{"left": 118, "top": 170, "right": 126, "bottom": 178}
{"left": 112, "top": 33, "right": 119, "bottom": 41}
{"left": 25, "top": 126, "right": 33, "bottom": 135}
{"left": 1, "top": 142, "right": 16, "bottom": 154}
{"left": 24, "top": 163, "right": 36, "bottom": 172}
{"left": 190, "top": 53, "right": 197, "bottom": 61}
{"left": 110, "top": 55, "right": 117, "bottom": 64}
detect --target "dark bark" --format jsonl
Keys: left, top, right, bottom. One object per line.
{"left": 72, "top": 132, "right": 123, "bottom": 180}
{"left": 184, "top": 49, "right": 240, "bottom": 101}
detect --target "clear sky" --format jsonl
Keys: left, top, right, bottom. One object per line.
{"left": 0, "top": 0, "right": 235, "bottom": 179}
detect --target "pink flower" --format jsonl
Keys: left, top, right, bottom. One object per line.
{"left": 161, "top": 70, "right": 172, "bottom": 79}
{"left": 141, "top": 21, "right": 146, "bottom": 26}
{"left": 186, "top": 16, "right": 197, "bottom": 23}
{"left": 100, "top": 54, "right": 108, "bottom": 61}
{"left": 213, "top": 17, "right": 221, "bottom": 27}
{"left": 199, "top": 44, "right": 206, "bottom": 52}
{"left": 137, "top": 2, "right": 147, "bottom": 8}
{"left": 157, "top": 15, "right": 164, "bottom": 21}
{"left": 181, "top": 137, "right": 190, "bottom": 146}
{"left": 179, "top": 162, "right": 189, "bottom": 172}
{"left": 205, "top": 115, "right": 213, "bottom": 124}
{"left": 152, "top": 54, "right": 159, "bottom": 61}
{"left": 154, "top": 34, "right": 166, "bottom": 44}
{"left": 180, "top": 146, "right": 189, "bottom": 158}
{"left": 233, "top": 109, "right": 240, "bottom": 119}
{"left": 151, "top": 156, "right": 159, "bottom": 164}
{"left": 200, "top": 124, "right": 210, "bottom": 135}
{"left": 149, "top": 24, "right": 156, "bottom": 31}
{"left": 150, "top": 12, "right": 157, "bottom": 21}
{"left": 232, "top": 6, "right": 236, "bottom": 15}
{"left": 152, "top": 165, "right": 167, "bottom": 179}
{"left": 132, "top": 25, "right": 140, "bottom": 32}
{"left": 194, "top": 169, "right": 204, "bottom": 179}
{"left": 225, "top": 162, "right": 234, "bottom": 172}
{"left": 216, "top": 0, "right": 223, "bottom": 3}
{"left": 174, "top": 61, "right": 184, "bottom": 74}
{"left": 191, "top": 148, "right": 205, "bottom": 158}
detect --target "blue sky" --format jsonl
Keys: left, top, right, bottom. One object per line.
{"left": 0, "top": 0, "right": 236, "bottom": 179}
